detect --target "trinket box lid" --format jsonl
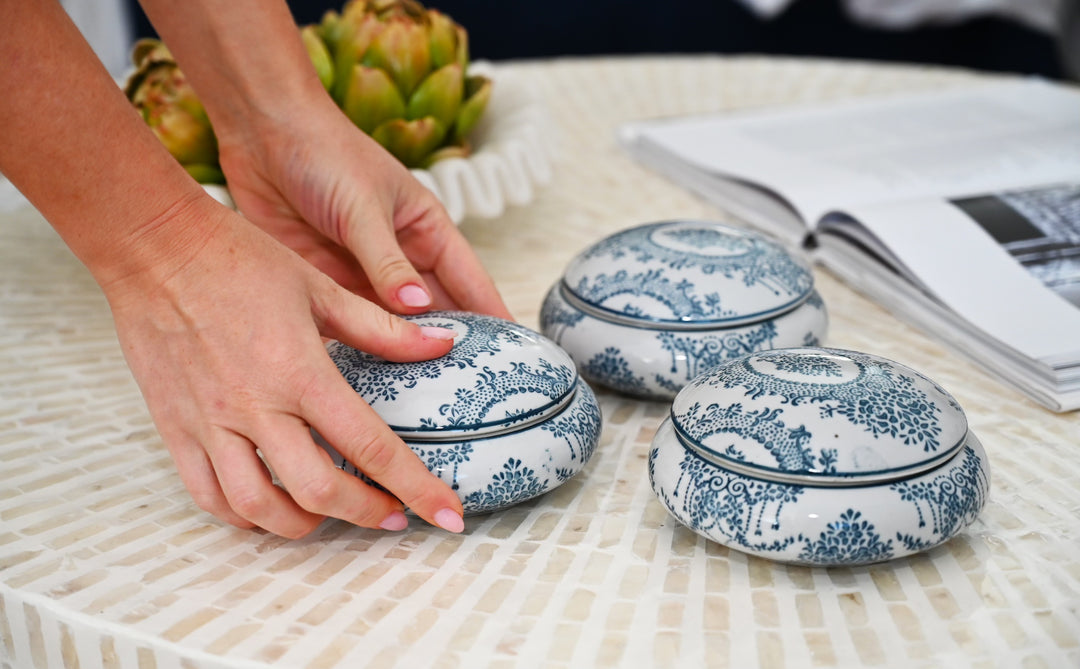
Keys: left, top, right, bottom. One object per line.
{"left": 670, "top": 348, "right": 969, "bottom": 485}
{"left": 560, "top": 220, "right": 814, "bottom": 329}
{"left": 328, "top": 312, "right": 579, "bottom": 440}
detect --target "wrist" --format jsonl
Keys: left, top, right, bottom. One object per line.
{"left": 83, "top": 187, "right": 231, "bottom": 300}
{"left": 139, "top": 0, "right": 330, "bottom": 143}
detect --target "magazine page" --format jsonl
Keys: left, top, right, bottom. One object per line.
{"left": 818, "top": 184, "right": 1080, "bottom": 369}
{"left": 815, "top": 231, "right": 1080, "bottom": 411}
{"left": 620, "top": 79, "right": 1080, "bottom": 230}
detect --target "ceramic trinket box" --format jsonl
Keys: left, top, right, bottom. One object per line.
{"left": 540, "top": 220, "right": 828, "bottom": 400}
{"left": 317, "top": 311, "right": 602, "bottom": 515}
{"left": 648, "top": 347, "right": 990, "bottom": 566}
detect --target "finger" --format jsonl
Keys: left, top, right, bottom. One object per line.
{"left": 254, "top": 416, "right": 411, "bottom": 531}
{"left": 398, "top": 215, "right": 512, "bottom": 320}
{"left": 164, "top": 433, "right": 255, "bottom": 530}
{"left": 338, "top": 200, "right": 434, "bottom": 314}
{"left": 311, "top": 280, "right": 457, "bottom": 362}
{"left": 300, "top": 366, "right": 465, "bottom": 533}
{"left": 205, "top": 429, "right": 325, "bottom": 539}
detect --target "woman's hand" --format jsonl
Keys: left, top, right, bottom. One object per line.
{"left": 134, "top": 0, "right": 510, "bottom": 321}
{"left": 221, "top": 99, "right": 511, "bottom": 319}
{"left": 1, "top": 0, "right": 498, "bottom": 537}
{"left": 103, "top": 197, "right": 467, "bottom": 537}
{"left": 216, "top": 102, "right": 511, "bottom": 320}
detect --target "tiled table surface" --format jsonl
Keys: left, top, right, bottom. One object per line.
{"left": 2, "top": 56, "right": 1078, "bottom": 669}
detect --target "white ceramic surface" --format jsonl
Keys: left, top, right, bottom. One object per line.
{"left": 649, "top": 348, "right": 990, "bottom": 566}
{"left": 318, "top": 311, "right": 601, "bottom": 515}
{"left": 541, "top": 220, "right": 828, "bottom": 399}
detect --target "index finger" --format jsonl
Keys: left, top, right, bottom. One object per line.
{"left": 434, "top": 229, "right": 512, "bottom": 319}
{"left": 300, "top": 363, "right": 466, "bottom": 532}
{"left": 397, "top": 214, "right": 512, "bottom": 320}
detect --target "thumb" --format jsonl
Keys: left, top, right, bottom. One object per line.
{"left": 312, "top": 278, "right": 456, "bottom": 362}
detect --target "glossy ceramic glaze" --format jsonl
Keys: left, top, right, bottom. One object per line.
{"left": 541, "top": 220, "right": 828, "bottom": 400}
{"left": 649, "top": 348, "right": 990, "bottom": 566}
{"left": 317, "top": 311, "right": 602, "bottom": 515}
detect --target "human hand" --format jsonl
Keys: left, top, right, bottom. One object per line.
{"left": 102, "top": 197, "right": 467, "bottom": 537}
{"left": 133, "top": 0, "right": 510, "bottom": 319}
{"left": 214, "top": 99, "right": 512, "bottom": 320}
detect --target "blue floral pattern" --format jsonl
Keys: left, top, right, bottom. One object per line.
{"left": 538, "top": 385, "right": 604, "bottom": 463}
{"left": 573, "top": 222, "right": 812, "bottom": 309}
{"left": 412, "top": 443, "right": 474, "bottom": 491}
{"left": 655, "top": 322, "right": 778, "bottom": 382}
{"left": 571, "top": 268, "right": 736, "bottom": 321}
{"left": 651, "top": 430, "right": 989, "bottom": 566}
{"left": 675, "top": 402, "right": 822, "bottom": 472}
{"left": 540, "top": 222, "right": 828, "bottom": 400}
{"left": 583, "top": 347, "right": 649, "bottom": 397}
{"left": 463, "top": 458, "right": 547, "bottom": 513}
{"left": 330, "top": 313, "right": 575, "bottom": 433}
{"left": 772, "top": 353, "right": 844, "bottom": 378}
{"left": 892, "top": 445, "right": 989, "bottom": 550}
{"left": 797, "top": 510, "right": 895, "bottom": 565}
{"left": 323, "top": 312, "right": 602, "bottom": 515}
{"left": 652, "top": 447, "right": 803, "bottom": 554}
{"left": 565, "top": 322, "right": 783, "bottom": 400}
{"left": 691, "top": 350, "right": 948, "bottom": 453}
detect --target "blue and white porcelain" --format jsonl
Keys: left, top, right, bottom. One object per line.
{"left": 649, "top": 348, "right": 990, "bottom": 566}
{"left": 540, "top": 220, "right": 828, "bottom": 400}
{"left": 318, "top": 311, "right": 602, "bottom": 515}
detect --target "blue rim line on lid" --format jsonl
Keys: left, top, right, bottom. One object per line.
{"left": 669, "top": 415, "right": 969, "bottom": 487}
{"left": 388, "top": 380, "right": 580, "bottom": 442}
{"left": 558, "top": 281, "right": 811, "bottom": 330}
{"left": 399, "top": 384, "right": 588, "bottom": 444}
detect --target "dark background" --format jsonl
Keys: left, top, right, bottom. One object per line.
{"left": 127, "top": 0, "right": 1067, "bottom": 80}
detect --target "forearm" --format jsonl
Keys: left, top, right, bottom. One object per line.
{"left": 0, "top": 0, "right": 214, "bottom": 290}
{"left": 137, "top": 0, "right": 329, "bottom": 141}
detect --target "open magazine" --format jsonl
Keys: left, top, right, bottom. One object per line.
{"left": 619, "top": 79, "right": 1080, "bottom": 412}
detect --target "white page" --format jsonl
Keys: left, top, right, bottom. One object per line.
{"left": 625, "top": 79, "right": 1080, "bottom": 227}
{"left": 826, "top": 197, "right": 1080, "bottom": 363}
{"left": 815, "top": 235, "right": 1080, "bottom": 411}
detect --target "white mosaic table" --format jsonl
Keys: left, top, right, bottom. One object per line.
{"left": 2, "top": 56, "right": 1079, "bottom": 669}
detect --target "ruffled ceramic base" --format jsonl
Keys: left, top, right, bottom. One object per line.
{"left": 410, "top": 62, "right": 555, "bottom": 222}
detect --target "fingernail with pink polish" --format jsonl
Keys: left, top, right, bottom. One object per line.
{"left": 434, "top": 508, "right": 465, "bottom": 533}
{"left": 379, "top": 511, "right": 409, "bottom": 531}
{"left": 397, "top": 284, "right": 431, "bottom": 308}
{"left": 420, "top": 326, "right": 457, "bottom": 341}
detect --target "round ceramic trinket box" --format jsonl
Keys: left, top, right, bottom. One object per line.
{"left": 318, "top": 311, "right": 602, "bottom": 515}
{"left": 540, "top": 220, "right": 828, "bottom": 400}
{"left": 649, "top": 348, "right": 990, "bottom": 566}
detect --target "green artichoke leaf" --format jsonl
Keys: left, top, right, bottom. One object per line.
{"left": 427, "top": 10, "right": 458, "bottom": 69}
{"left": 406, "top": 63, "right": 462, "bottom": 126}
{"left": 453, "top": 24, "right": 469, "bottom": 71}
{"left": 452, "top": 75, "right": 492, "bottom": 143}
{"left": 150, "top": 105, "right": 218, "bottom": 166}
{"left": 363, "top": 18, "right": 431, "bottom": 98}
{"left": 301, "top": 25, "right": 335, "bottom": 91}
{"left": 130, "top": 38, "right": 173, "bottom": 68}
{"left": 343, "top": 65, "right": 407, "bottom": 134}
{"left": 330, "top": 11, "right": 382, "bottom": 103}
{"left": 316, "top": 9, "right": 344, "bottom": 51}
{"left": 127, "top": 62, "right": 218, "bottom": 166}
{"left": 371, "top": 117, "right": 446, "bottom": 168}
{"left": 183, "top": 163, "right": 226, "bottom": 185}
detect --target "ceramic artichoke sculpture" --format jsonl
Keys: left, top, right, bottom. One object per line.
{"left": 124, "top": 0, "right": 492, "bottom": 184}
{"left": 312, "top": 0, "right": 492, "bottom": 168}
{"left": 124, "top": 39, "right": 224, "bottom": 184}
